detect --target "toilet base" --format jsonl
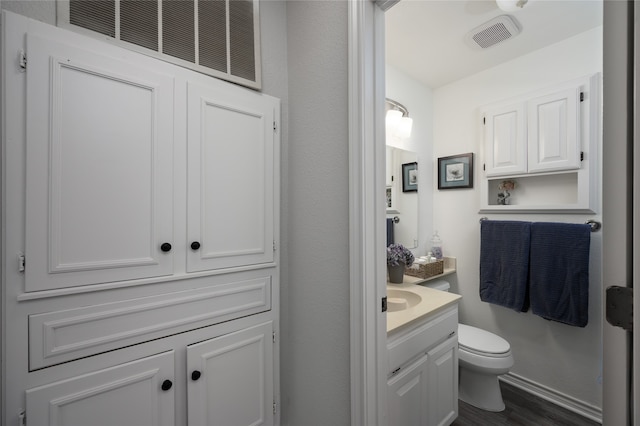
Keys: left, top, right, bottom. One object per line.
{"left": 458, "top": 368, "right": 506, "bottom": 412}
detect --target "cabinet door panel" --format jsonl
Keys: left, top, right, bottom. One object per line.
{"left": 26, "top": 351, "right": 174, "bottom": 426}
{"left": 528, "top": 87, "right": 580, "bottom": 173}
{"left": 25, "top": 34, "right": 174, "bottom": 292}
{"left": 187, "top": 82, "right": 276, "bottom": 272}
{"left": 187, "top": 322, "right": 273, "bottom": 426}
{"left": 387, "top": 354, "right": 430, "bottom": 426}
{"left": 484, "top": 103, "right": 527, "bottom": 177}
{"left": 428, "top": 337, "right": 458, "bottom": 426}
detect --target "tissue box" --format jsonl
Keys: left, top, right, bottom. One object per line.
{"left": 405, "top": 259, "right": 444, "bottom": 279}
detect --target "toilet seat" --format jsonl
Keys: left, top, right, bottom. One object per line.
{"left": 458, "top": 324, "right": 511, "bottom": 357}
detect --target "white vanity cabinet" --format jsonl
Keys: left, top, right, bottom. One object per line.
{"left": 387, "top": 305, "right": 459, "bottom": 426}
{"left": 2, "top": 12, "right": 280, "bottom": 426}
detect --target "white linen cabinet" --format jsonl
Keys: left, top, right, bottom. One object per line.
{"left": 2, "top": 11, "right": 280, "bottom": 426}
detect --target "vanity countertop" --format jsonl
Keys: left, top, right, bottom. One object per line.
{"left": 386, "top": 282, "right": 461, "bottom": 334}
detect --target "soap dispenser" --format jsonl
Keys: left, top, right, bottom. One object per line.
{"left": 431, "top": 231, "right": 443, "bottom": 260}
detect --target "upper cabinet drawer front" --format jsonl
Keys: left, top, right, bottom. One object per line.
{"left": 186, "top": 82, "right": 277, "bottom": 272}
{"left": 29, "top": 276, "right": 271, "bottom": 369}
{"left": 387, "top": 307, "right": 458, "bottom": 374}
{"left": 25, "top": 34, "right": 175, "bottom": 292}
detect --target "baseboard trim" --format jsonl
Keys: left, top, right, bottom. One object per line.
{"left": 500, "top": 373, "right": 602, "bottom": 424}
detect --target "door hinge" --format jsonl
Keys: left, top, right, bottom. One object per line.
{"left": 382, "top": 296, "right": 387, "bottom": 313}
{"left": 18, "top": 254, "right": 25, "bottom": 272}
{"left": 483, "top": 163, "right": 486, "bottom": 171}
{"left": 19, "top": 410, "right": 26, "bottom": 426}
{"left": 606, "top": 286, "right": 633, "bottom": 332}
{"left": 580, "top": 92, "right": 584, "bottom": 102}
{"left": 273, "top": 121, "right": 277, "bottom": 132}
{"left": 19, "top": 50, "right": 27, "bottom": 72}
{"left": 483, "top": 116, "right": 486, "bottom": 125}
{"left": 580, "top": 151, "right": 584, "bottom": 162}
{"left": 272, "top": 331, "right": 276, "bottom": 343}
{"left": 273, "top": 240, "right": 277, "bottom": 251}
{"left": 273, "top": 401, "right": 277, "bottom": 415}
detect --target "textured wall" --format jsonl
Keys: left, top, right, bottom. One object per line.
{"left": 284, "top": 1, "right": 351, "bottom": 424}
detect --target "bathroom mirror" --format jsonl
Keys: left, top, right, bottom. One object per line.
{"left": 386, "top": 146, "right": 418, "bottom": 249}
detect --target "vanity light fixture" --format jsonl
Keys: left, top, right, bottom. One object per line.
{"left": 386, "top": 98, "right": 413, "bottom": 140}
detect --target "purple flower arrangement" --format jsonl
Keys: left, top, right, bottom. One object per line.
{"left": 387, "top": 243, "right": 415, "bottom": 267}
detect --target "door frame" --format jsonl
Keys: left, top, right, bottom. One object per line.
{"left": 351, "top": 1, "right": 634, "bottom": 425}
{"left": 603, "top": 1, "right": 633, "bottom": 425}
{"left": 348, "top": 0, "right": 388, "bottom": 424}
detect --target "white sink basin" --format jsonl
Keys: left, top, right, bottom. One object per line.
{"left": 387, "top": 289, "right": 422, "bottom": 312}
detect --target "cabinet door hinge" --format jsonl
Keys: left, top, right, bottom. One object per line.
{"left": 580, "top": 151, "right": 584, "bottom": 162}
{"left": 18, "top": 254, "right": 25, "bottom": 272}
{"left": 580, "top": 92, "right": 584, "bottom": 102}
{"left": 273, "top": 240, "right": 277, "bottom": 251}
{"left": 19, "top": 410, "right": 26, "bottom": 426}
{"left": 273, "top": 121, "right": 277, "bottom": 132}
{"left": 273, "top": 401, "right": 277, "bottom": 415}
{"left": 272, "top": 331, "right": 276, "bottom": 343}
{"left": 382, "top": 296, "right": 387, "bottom": 313}
{"left": 483, "top": 163, "right": 486, "bottom": 171}
{"left": 606, "top": 286, "right": 633, "bottom": 332}
{"left": 19, "top": 50, "right": 27, "bottom": 72}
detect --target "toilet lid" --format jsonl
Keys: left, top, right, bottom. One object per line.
{"left": 458, "top": 324, "right": 510, "bottom": 355}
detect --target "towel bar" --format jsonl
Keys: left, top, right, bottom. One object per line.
{"left": 478, "top": 217, "right": 601, "bottom": 232}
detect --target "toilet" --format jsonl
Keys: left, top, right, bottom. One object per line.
{"left": 422, "top": 280, "right": 514, "bottom": 412}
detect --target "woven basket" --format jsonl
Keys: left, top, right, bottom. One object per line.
{"left": 404, "top": 259, "right": 444, "bottom": 279}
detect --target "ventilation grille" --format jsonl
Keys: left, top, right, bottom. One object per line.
{"left": 465, "top": 15, "right": 521, "bottom": 50}
{"left": 61, "top": 0, "right": 261, "bottom": 89}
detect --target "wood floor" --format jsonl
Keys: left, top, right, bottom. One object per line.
{"left": 452, "top": 381, "right": 600, "bottom": 426}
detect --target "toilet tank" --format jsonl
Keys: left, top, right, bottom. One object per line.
{"left": 421, "top": 279, "right": 450, "bottom": 292}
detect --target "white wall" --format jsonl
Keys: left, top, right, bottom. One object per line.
{"left": 386, "top": 65, "right": 434, "bottom": 255}
{"left": 433, "top": 27, "right": 603, "bottom": 408}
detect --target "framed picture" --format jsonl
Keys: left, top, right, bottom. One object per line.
{"left": 402, "top": 162, "right": 418, "bottom": 192}
{"left": 437, "top": 153, "right": 474, "bottom": 190}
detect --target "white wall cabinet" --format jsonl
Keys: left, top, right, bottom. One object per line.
{"left": 480, "top": 75, "right": 599, "bottom": 212}
{"left": 25, "top": 321, "right": 274, "bottom": 426}
{"left": 186, "top": 81, "right": 275, "bottom": 273}
{"left": 483, "top": 102, "right": 527, "bottom": 177}
{"left": 26, "top": 351, "right": 176, "bottom": 426}
{"left": 21, "top": 17, "right": 277, "bottom": 294}
{"left": 2, "top": 12, "right": 280, "bottom": 426}
{"left": 483, "top": 86, "right": 580, "bottom": 177}
{"left": 187, "top": 322, "right": 274, "bottom": 426}
{"left": 387, "top": 306, "right": 459, "bottom": 426}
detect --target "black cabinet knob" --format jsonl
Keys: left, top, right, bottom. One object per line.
{"left": 161, "top": 379, "right": 173, "bottom": 391}
{"left": 191, "top": 241, "right": 201, "bottom": 250}
{"left": 191, "top": 370, "right": 201, "bottom": 381}
{"left": 160, "top": 243, "right": 172, "bottom": 252}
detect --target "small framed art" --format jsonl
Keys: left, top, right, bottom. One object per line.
{"left": 402, "top": 162, "right": 418, "bottom": 192}
{"left": 437, "top": 153, "right": 473, "bottom": 190}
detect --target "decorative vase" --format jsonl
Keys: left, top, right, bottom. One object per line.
{"left": 387, "top": 263, "right": 405, "bottom": 284}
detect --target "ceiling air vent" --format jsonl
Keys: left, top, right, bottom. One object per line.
{"left": 465, "top": 15, "right": 521, "bottom": 50}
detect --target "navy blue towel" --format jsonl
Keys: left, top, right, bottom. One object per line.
{"left": 529, "top": 222, "right": 591, "bottom": 327}
{"left": 480, "top": 220, "right": 531, "bottom": 312}
{"left": 386, "top": 218, "right": 395, "bottom": 247}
